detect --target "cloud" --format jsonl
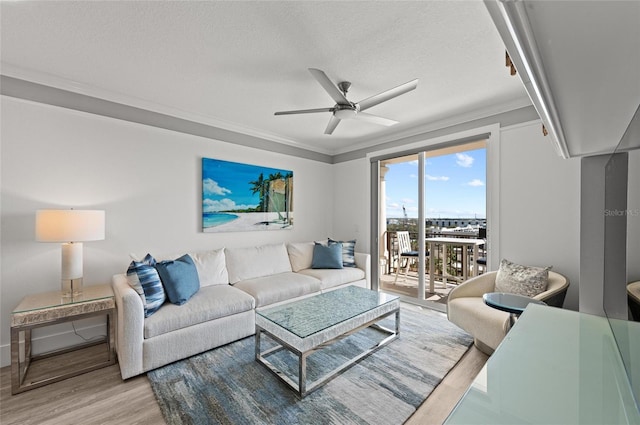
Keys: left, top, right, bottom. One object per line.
{"left": 425, "top": 174, "right": 450, "bottom": 181}
{"left": 467, "top": 179, "right": 485, "bottom": 187}
{"left": 203, "top": 198, "right": 255, "bottom": 212}
{"left": 203, "top": 178, "right": 231, "bottom": 196}
{"left": 387, "top": 202, "right": 400, "bottom": 209}
{"left": 456, "top": 153, "right": 474, "bottom": 168}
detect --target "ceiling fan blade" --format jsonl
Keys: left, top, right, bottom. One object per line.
{"left": 324, "top": 115, "right": 341, "bottom": 135}
{"left": 309, "top": 68, "right": 350, "bottom": 105}
{"left": 274, "top": 107, "right": 334, "bottom": 116}
{"left": 354, "top": 112, "right": 399, "bottom": 126}
{"left": 357, "top": 79, "right": 419, "bottom": 112}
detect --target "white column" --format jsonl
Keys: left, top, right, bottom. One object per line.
{"left": 379, "top": 165, "right": 389, "bottom": 275}
{"left": 418, "top": 153, "right": 426, "bottom": 300}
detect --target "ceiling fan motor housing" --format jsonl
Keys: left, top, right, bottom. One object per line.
{"left": 334, "top": 103, "right": 359, "bottom": 119}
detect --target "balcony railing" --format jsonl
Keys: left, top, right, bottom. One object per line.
{"left": 383, "top": 230, "right": 486, "bottom": 281}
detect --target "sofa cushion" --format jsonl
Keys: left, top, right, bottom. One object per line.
{"left": 329, "top": 238, "right": 357, "bottom": 268}
{"left": 312, "top": 242, "right": 343, "bottom": 269}
{"left": 126, "top": 254, "right": 166, "bottom": 318}
{"left": 298, "top": 267, "right": 366, "bottom": 291}
{"left": 233, "top": 272, "right": 321, "bottom": 307}
{"left": 287, "top": 242, "right": 314, "bottom": 272}
{"left": 226, "top": 243, "right": 292, "bottom": 284}
{"left": 143, "top": 285, "right": 255, "bottom": 339}
{"left": 189, "top": 249, "right": 228, "bottom": 286}
{"left": 495, "top": 259, "right": 551, "bottom": 298}
{"left": 155, "top": 254, "right": 200, "bottom": 305}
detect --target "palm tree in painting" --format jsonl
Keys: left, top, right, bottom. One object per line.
{"left": 249, "top": 173, "right": 267, "bottom": 212}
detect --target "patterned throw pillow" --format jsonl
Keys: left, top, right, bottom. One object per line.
{"left": 328, "top": 238, "right": 356, "bottom": 268}
{"left": 126, "top": 253, "right": 166, "bottom": 317}
{"left": 494, "top": 259, "right": 551, "bottom": 298}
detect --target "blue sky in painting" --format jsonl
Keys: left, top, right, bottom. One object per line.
{"left": 202, "top": 158, "right": 292, "bottom": 213}
{"left": 385, "top": 148, "right": 486, "bottom": 219}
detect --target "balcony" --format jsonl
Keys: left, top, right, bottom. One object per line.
{"left": 380, "top": 230, "right": 486, "bottom": 306}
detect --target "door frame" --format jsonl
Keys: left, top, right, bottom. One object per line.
{"left": 368, "top": 124, "right": 501, "bottom": 305}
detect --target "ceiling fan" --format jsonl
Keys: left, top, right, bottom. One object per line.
{"left": 275, "top": 68, "right": 418, "bottom": 135}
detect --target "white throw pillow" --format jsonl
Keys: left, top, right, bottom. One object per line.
{"left": 287, "top": 241, "right": 314, "bottom": 272}
{"left": 188, "top": 249, "right": 229, "bottom": 287}
{"left": 226, "top": 243, "right": 292, "bottom": 284}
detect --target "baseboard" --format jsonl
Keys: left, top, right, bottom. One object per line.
{"left": 0, "top": 321, "right": 107, "bottom": 368}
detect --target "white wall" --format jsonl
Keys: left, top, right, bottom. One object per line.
{"left": 331, "top": 158, "right": 371, "bottom": 253}
{"left": 498, "top": 122, "right": 581, "bottom": 310}
{"left": 0, "top": 96, "right": 334, "bottom": 366}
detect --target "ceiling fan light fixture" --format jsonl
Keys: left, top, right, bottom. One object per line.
{"left": 334, "top": 105, "right": 358, "bottom": 120}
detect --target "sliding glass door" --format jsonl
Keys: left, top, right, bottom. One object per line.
{"left": 375, "top": 140, "right": 487, "bottom": 310}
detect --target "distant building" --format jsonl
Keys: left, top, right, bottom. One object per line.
{"left": 427, "top": 218, "right": 486, "bottom": 228}
{"left": 387, "top": 217, "right": 486, "bottom": 229}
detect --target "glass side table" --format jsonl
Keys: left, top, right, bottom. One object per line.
{"left": 483, "top": 292, "right": 547, "bottom": 326}
{"left": 11, "top": 284, "right": 116, "bottom": 395}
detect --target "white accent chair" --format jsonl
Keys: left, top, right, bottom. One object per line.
{"left": 447, "top": 270, "right": 569, "bottom": 355}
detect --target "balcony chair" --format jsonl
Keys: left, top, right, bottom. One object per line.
{"left": 476, "top": 257, "right": 487, "bottom": 274}
{"left": 628, "top": 281, "right": 640, "bottom": 321}
{"left": 393, "top": 231, "right": 426, "bottom": 284}
{"left": 447, "top": 269, "right": 569, "bottom": 355}
{"left": 475, "top": 227, "right": 487, "bottom": 275}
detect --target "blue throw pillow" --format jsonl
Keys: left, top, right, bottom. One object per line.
{"left": 329, "top": 238, "right": 357, "bottom": 268}
{"left": 312, "top": 242, "right": 344, "bottom": 269}
{"left": 126, "top": 253, "right": 166, "bottom": 317}
{"left": 155, "top": 254, "right": 200, "bottom": 305}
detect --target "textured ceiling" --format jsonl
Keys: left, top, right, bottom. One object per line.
{"left": 0, "top": 1, "right": 530, "bottom": 155}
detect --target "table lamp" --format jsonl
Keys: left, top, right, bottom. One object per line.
{"left": 36, "top": 209, "right": 105, "bottom": 297}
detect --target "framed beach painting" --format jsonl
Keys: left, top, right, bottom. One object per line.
{"left": 202, "top": 158, "right": 293, "bottom": 232}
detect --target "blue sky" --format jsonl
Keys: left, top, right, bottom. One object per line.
{"left": 385, "top": 148, "right": 486, "bottom": 219}
{"left": 202, "top": 158, "right": 291, "bottom": 213}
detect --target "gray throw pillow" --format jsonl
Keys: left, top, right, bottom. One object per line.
{"left": 312, "top": 242, "right": 344, "bottom": 269}
{"left": 155, "top": 254, "right": 200, "bottom": 305}
{"left": 494, "top": 258, "right": 551, "bottom": 297}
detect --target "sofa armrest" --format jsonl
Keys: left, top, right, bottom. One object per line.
{"left": 448, "top": 271, "right": 497, "bottom": 301}
{"left": 354, "top": 252, "right": 371, "bottom": 289}
{"left": 112, "top": 274, "right": 145, "bottom": 379}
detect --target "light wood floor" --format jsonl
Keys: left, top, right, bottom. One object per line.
{"left": 1, "top": 312, "right": 488, "bottom": 425}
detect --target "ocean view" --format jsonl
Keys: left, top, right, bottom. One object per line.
{"left": 203, "top": 212, "right": 239, "bottom": 228}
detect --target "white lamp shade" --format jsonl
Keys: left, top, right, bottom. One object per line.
{"left": 36, "top": 209, "right": 105, "bottom": 242}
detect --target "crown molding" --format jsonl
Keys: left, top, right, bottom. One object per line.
{"left": 0, "top": 63, "right": 334, "bottom": 156}
{"left": 332, "top": 96, "right": 532, "bottom": 156}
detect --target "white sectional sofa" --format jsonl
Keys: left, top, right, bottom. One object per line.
{"left": 112, "top": 241, "right": 370, "bottom": 379}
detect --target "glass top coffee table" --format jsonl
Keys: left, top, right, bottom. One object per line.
{"left": 255, "top": 286, "right": 400, "bottom": 397}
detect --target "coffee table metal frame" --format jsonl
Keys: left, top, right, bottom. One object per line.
{"left": 255, "top": 291, "right": 400, "bottom": 398}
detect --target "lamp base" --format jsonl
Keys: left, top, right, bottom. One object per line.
{"left": 62, "top": 277, "right": 83, "bottom": 298}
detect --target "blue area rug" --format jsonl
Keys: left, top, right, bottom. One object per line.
{"left": 147, "top": 307, "right": 472, "bottom": 425}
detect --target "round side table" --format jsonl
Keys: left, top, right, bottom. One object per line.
{"left": 483, "top": 292, "right": 547, "bottom": 326}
